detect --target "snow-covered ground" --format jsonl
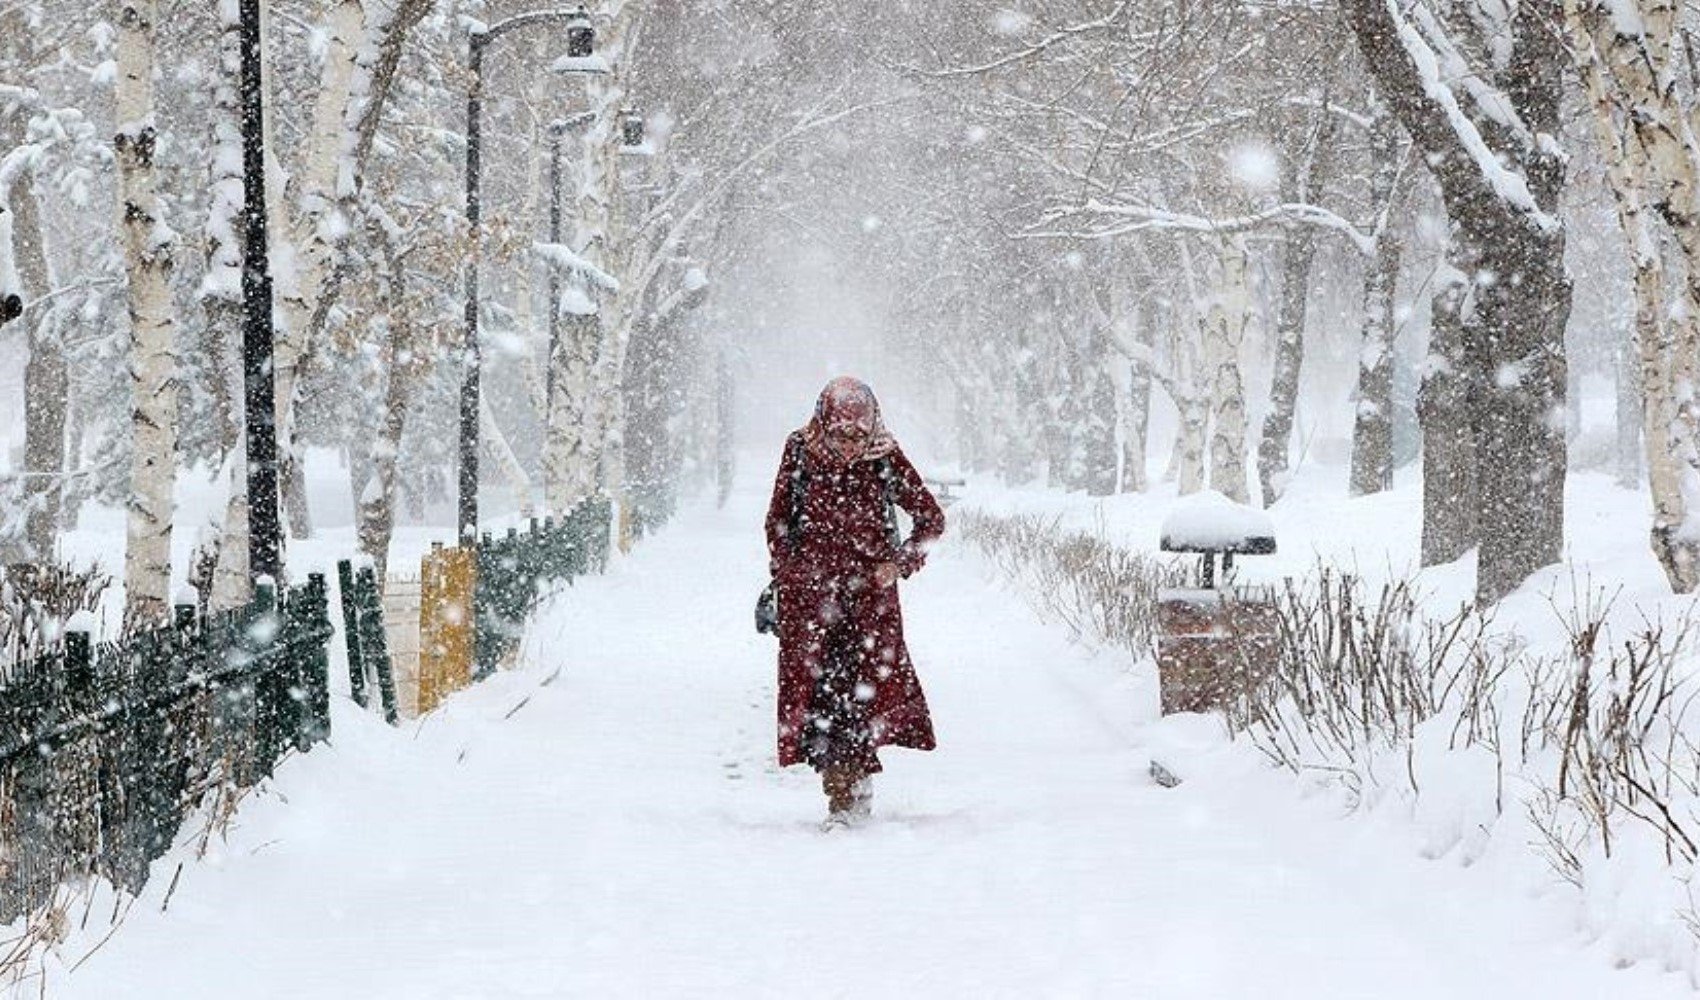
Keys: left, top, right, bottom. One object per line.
{"left": 21, "top": 466, "right": 1694, "bottom": 998}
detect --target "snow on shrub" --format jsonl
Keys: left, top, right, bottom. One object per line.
{"left": 962, "top": 507, "right": 1700, "bottom": 981}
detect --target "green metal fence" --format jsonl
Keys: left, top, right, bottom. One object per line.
{"left": 474, "top": 498, "right": 611, "bottom": 678}
{"left": 0, "top": 496, "right": 634, "bottom": 919}
{"left": 0, "top": 575, "right": 333, "bottom": 921}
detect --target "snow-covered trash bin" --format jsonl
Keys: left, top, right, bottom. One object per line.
{"left": 1156, "top": 491, "right": 1279, "bottom": 716}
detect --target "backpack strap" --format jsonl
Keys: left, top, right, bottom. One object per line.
{"left": 785, "top": 435, "right": 808, "bottom": 553}
{"left": 877, "top": 458, "right": 901, "bottom": 550}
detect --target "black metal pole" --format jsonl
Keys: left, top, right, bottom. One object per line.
{"left": 461, "top": 9, "right": 595, "bottom": 543}
{"left": 239, "top": 0, "right": 282, "bottom": 585}
{"left": 545, "top": 121, "right": 564, "bottom": 428}
{"left": 460, "top": 36, "right": 484, "bottom": 544}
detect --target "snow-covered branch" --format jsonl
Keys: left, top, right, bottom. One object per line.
{"left": 1034, "top": 199, "right": 1375, "bottom": 255}
{"left": 913, "top": 3, "right": 1134, "bottom": 78}
{"left": 535, "top": 241, "right": 620, "bottom": 292}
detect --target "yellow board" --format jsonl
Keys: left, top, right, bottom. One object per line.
{"left": 419, "top": 544, "right": 477, "bottom": 715}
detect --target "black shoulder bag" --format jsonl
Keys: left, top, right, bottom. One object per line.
{"left": 756, "top": 437, "right": 808, "bottom": 635}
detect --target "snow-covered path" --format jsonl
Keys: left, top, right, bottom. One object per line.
{"left": 39, "top": 491, "right": 1694, "bottom": 998}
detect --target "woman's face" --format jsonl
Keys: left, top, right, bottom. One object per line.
{"left": 825, "top": 420, "right": 870, "bottom": 459}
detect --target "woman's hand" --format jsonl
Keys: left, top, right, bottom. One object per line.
{"left": 874, "top": 561, "right": 900, "bottom": 588}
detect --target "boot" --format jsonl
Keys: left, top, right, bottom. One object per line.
{"left": 849, "top": 775, "right": 873, "bottom": 821}
{"left": 821, "top": 766, "right": 857, "bottom": 821}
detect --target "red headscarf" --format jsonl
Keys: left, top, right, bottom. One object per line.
{"left": 802, "top": 376, "right": 898, "bottom": 467}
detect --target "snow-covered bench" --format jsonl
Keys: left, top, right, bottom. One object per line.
{"left": 924, "top": 476, "right": 965, "bottom": 506}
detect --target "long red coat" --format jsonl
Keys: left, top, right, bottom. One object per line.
{"left": 765, "top": 431, "right": 945, "bottom": 769}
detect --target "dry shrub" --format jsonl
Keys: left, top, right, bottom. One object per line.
{"left": 1241, "top": 571, "right": 1513, "bottom": 796}
{"left": 956, "top": 508, "right": 1186, "bottom": 658}
{"left": 1523, "top": 604, "right": 1700, "bottom": 886}
{"left": 0, "top": 560, "right": 111, "bottom": 667}
{"left": 962, "top": 506, "right": 1700, "bottom": 948}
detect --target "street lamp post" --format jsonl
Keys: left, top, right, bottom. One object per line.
{"left": 461, "top": 6, "right": 598, "bottom": 543}
{"left": 238, "top": 0, "right": 282, "bottom": 586}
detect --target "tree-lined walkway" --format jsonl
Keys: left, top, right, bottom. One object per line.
{"left": 39, "top": 484, "right": 1692, "bottom": 999}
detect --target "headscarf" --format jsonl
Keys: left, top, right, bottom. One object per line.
{"left": 801, "top": 376, "right": 898, "bottom": 467}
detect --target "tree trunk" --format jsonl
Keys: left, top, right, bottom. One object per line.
{"left": 715, "top": 350, "right": 734, "bottom": 508}
{"left": 481, "top": 395, "right": 534, "bottom": 516}
{"left": 356, "top": 351, "right": 409, "bottom": 584}
{"left": 1419, "top": 265, "right": 1477, "bottom": 566}
{"left": 272, "top": 0, "right": 363, "bottom": 541}
{"left": 1082, "top": 327, "right": 1119, "bottom": 496}
{"left": 1258, "top": 222, "right": 1315, "bottom": 507}
{"left": 1349, "top": 103, "right": 1404, "bottom": 497}
{"left": 1207, "top": 238, "right": 1251, "bottom": 504}
{"left": 1172, "top": 401, "right": 1208, "bottom": 495}
{"left": 117, "top": 0, "right": 179, "bottom": 628}
{"left": 209, "top": 447, "right": 250, "bottom": 610}
{"left": 1568, "top": 0, "right": 1700, "bottom": 590}
{"left": 1614, "top": 336, "right": 1642, "bottom": 489}
{"left": 205, "top": 0, "right": 249, "bottom": 611}
{"left": 8, "top": 149, "right": 64, "bottom": 561}
{"left": 544, "top": 305, "right": 602, "bottom": 513}
{"left": 1123, "top": 311, "right": 1152, "bottom": 494}
{"left": 1111, "top": 278, "right": 1151, "bottom": 494}
{"left": 1258, "top": 98, "right": 1336, "bottom": 507}
{"left": 1343, "top": 0, "right": 1571, "bottom": 604}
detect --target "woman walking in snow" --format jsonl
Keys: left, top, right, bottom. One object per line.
{"left": 765, "top": 377, "right": 946, "bottom": 826}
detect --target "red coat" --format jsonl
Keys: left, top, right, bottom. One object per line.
{"left": 765, "top": 431, "right": 945, "bottom": 769}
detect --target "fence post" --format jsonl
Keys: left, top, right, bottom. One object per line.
{"left": 474, "top": 532, "right": 497, "bottom": 679}
{"left": 65, "top": 628, "right": 93, "bottom": 698}
{"left": 336, "top": 559, "right": 369, "bottom": 709}
{"left": 297, "top": 573, "right": 332, "bottom": 747}
{"left": 250, "top": 579, "right": 283, "bottom": 777}
{"left": 355, "top": 566, "right": 399, "bottom": 725}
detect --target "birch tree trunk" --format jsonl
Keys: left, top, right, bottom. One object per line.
{"left": 481, "top": 396, "right": 534, "bottom": 517}
{"left": 117, "top": 0, "right": 179, "bottom": 627}
{"left": 546, "top": 15, "right": 632, "bottom": 515}
{"left": 544, "top": 306, "right": 602, "bottom": 513}
{"left": 271, "top": 0, "right": 364, "bottom": 539}
{"left": 209, "top": 448, "right": 250, "bottom": 610}
{"left": 1083, "top": 327, "right": 1119, "bottom": 497}
{"left": 1167, "top": 241, "right": 1209, "bottom": 494}
{"left": 1207, "top": 237, "right": 1251, "bottom": 504}
{"left": 1173, "top": 395, "right": 1208, "bottom": 496}
{"left": 357, "top": 324, "right": 412, "bottom": 584}
{"left": 0, "top": 25, "right": 66, "bottom": 564}
{"left": 1567, "top": 0, "right": 1700, "bottom": 590}
{"left": 206, "top": 0, "right": 250, "bottom": 610}
{"left": 1121, "top": 295, "right": 1153, "bottom": 494}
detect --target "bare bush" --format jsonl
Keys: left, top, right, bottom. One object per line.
{"left": 0, "top": 560, "right": 111, "bottom": 667}
{"left": 956, "top": 509, "right": 1186, "bottom": 658}
{"left": 1242, "top": 572, "right": 1511, "bottom": 786}
{"left": 963, "top": 506, "right": 1700, "bottom": 951}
